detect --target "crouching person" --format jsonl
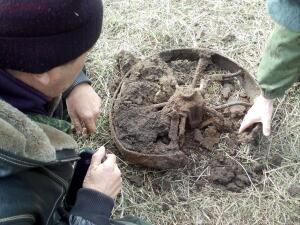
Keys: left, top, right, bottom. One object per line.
{"left": 0, "top": 1, "right": 151, "bottom": 225}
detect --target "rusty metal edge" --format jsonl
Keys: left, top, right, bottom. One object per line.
{"left": 109, "top": 48, "right": 260, "bottom": 169}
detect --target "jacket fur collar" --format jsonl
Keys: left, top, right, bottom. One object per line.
{"left": 0, "top": 100, "right": 78, "bottom": 162}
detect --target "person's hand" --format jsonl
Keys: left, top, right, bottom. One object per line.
{"left": 66, "top": 83, "right": 101, "bottom": 135}
{"left": 239, "top": 94, "right": 274, "bottom": 136}
{"left": 83, "top": 146, "right": 122, "bottom": 199}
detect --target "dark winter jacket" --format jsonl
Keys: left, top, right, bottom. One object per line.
{"left": 0, "top": 72, "right": 153, "bottom": 225}
{"left": 0, "top": 73, "right": 114, "bottom": 225}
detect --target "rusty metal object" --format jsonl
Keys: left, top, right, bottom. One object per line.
{"left": 109, "top": 48, "right": 260, "bottom": 169}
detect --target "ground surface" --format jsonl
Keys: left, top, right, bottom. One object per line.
{"left": 78, "top": 1, "right": 300, "bottom": 224}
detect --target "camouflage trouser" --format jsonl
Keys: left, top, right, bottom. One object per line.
{"left": 111, "top": 216, "right": 153, "bottom": 225}
{"left": 28, "top": 113, "right": 72, "bottom": 133}
{"left": 28, "top": 97, "right": 72, "bottom": 133}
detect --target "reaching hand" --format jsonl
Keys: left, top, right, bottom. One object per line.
{"left": 239, "top": 95, "right": 274, "bottom": 136}
{"left": 83, "top": 146, "right": 122, "bottom": 199}
{"left": 66, "top": 83, "right": 102, "bottom": 135}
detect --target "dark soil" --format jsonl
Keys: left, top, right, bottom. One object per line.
{"left": 209, "top": 154, "right": 259, "bottom": 192}
{"left": 110, "top": 50, "right": 261, "bottom": 191}
{"left": 127, "top": 174, "right": 144, "bottom": 188}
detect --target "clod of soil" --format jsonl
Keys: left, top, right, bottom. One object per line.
{"left": 209, "top": 155, "right": 253, "bottom": 192}
{"left": 253, "top": 162, "right": 266, "bottom": 175}
{"left": 128, "top": 175, "right": 144, "bottom": 188}
{"left": 162, "top": 203, "right": 170, "bottom": 211}
{"left": 110, "top": 48, "right": 261, "bottom": 191}
{"left": 194, "top": 127, "right": 220, "bottom": 151}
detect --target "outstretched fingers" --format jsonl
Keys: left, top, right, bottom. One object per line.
{"left": 239, "top": 113, "right": 259, "bottom": 133}
{"left": 262, "top": 116, "right": 272, "bottom": 136}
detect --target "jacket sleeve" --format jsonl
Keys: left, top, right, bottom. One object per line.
{"left": 257, "top": 24, "right": 300, "bottom": 99}
{"left": 68, "top": 188, "right": 114, "bottom": 225}
{"left": 267, "top": 0, "right": 300, "bottom": 31}
{"left": 62, "top": 70, "right": 92, "bottom": 99}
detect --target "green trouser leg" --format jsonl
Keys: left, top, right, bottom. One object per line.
{"left": 257, "top": 24, "right": 300, "bottom": 99}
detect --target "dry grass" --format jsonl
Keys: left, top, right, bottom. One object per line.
{"left": 79, "top": 0, "right": 300, "bottom": 224}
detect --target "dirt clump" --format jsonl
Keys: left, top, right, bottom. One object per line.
{"left": 127, "top": 174, "right": 144, "bottom": 188}
{"left": 194, "top": 127, "right": 220, "bottom": 151}
{"left": 209, "top": 154, "right": 254, "bottom": 192}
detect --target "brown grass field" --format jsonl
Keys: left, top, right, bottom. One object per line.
{"left": 78, "top": 1, "right": 300, "bottom": 224}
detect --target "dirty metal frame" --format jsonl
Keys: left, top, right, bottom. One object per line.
{"left": 109, "top": 48, "right": 260, "bottom": 169}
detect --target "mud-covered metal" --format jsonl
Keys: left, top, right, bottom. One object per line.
{"left": 110, "top": 48, "right": 260, "bottom": 169}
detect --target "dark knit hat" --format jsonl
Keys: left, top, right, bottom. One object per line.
{"left": 0, "top": 0, "right": 103, "bottom": 73}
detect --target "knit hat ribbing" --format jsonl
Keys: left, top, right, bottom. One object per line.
{"left": 0, "top": 0, "right": 103, "bottom": 73}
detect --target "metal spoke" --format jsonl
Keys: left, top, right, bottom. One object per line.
{"left": 213, "top": 101, "right": 252, "bottom": 110}
{"left": 191, "top": 57, "right": 211, "bottom": 88}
